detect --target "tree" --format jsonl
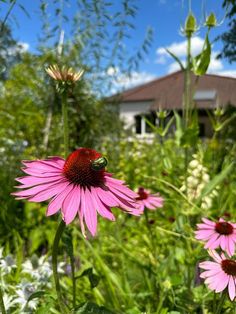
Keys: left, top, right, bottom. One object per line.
{"left": 218, "top": 0, "right": 236, "bottom": 63}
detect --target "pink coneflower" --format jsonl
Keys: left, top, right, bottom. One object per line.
{"left": 195, "top": 218, "right": 236, "bottom": 256}
{"left": 199, "top": 250, "right": 236, "bottom": 301}
{"left": 135, "top": 187, "right": 164, "bottom": 211}
{"left": 12, "top": 148, "right": 141, "bottom": 236}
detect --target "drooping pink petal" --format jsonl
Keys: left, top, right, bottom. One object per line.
{"left": 196, "top": 223, "right": 214, "bottom": 230}
{"left": 200, "top": 267, "right": 222, "bottom": 278}
{"left": 83, "top": 188, "right": 97, "bottom": 236}
{"left": 91, "top": 187, "right": 115, "bottom": 221}
{"left": 204, "top": 233, "right": 220, "bottom": 249}
{"left": 199, "top": 261, "right": 222, "bottom": 270}
{"left": 209, "top": 250, "right": 222, "bottom": 263}
{"left": 108, "top": 185, "right": 136, "bottom": 201}
{"left": 142, "top": 199, "right": 156, "bottom": 209}
{"left": 62, "top": 186, "right": 81, "bottom": 225}
{"left": 109, "top": 182, "right": 138, "bottom": 198}
{"left": 95, "top": 187, "right": 118, "bottom": 207}
{"left": 22, "top": 168, "right": 61, "bottom": 177}
{"left": 12, "top": 180, "right": 65, "bottom": 198}
{"left": 22, "top": 160, "right": 62, "bottom": 172}
{"left": 195, "top": 230, "right": 216, "bottom": 240}
{"left": 228, "top": 276, "right": 236, "bottom": 301}
{"left": 227, "top": 238, "right": 235, "bottom": 256}
{"left": 15, "top": 175, "right": 63, "bottom": 189}
{"left": 215, "top": 273, "right": 229, "bottom": 293}
{"left": 202, "top": 218, "right": 216, "bottom": 226}
{"left": 205, "top": 235, "right": 221, "bottom": 250}
{"left": 220, "top": 235, "right": 227, "bottom": 251}
{"left": 28, "top": 180, "right": 69, "bottom": 202}
{"left": 47, "top": 184, "right": 74, "bottom": 216}
{"left": 105, "top": 176, "right": 125, "bottom": 185}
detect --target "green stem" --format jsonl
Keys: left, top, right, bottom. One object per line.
{"left": 144, "top": 210, "right": 156, "bottom": 258}
{"left": 184, "top": 34, "right": 192, "bottom": 129}
{"left": 70, "top": 253, "right": 76, "bottom": 308}
{"left": 62, "top": 91, "right": 69, "bottom": 158}
{"left": 215, "top": 292, "right": 227, "bottom": 314}
{"left": 155, "top": 225, "right": 198, "bottom": 244}
{"left": 52, "top": 220, "right": 68, "bottom": 313}
{"left": 0, "top": 283, "right": 6, "bottom": 314}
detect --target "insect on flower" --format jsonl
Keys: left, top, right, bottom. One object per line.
{"left": 12, "top": 148, "right": 142, "bottom": 237}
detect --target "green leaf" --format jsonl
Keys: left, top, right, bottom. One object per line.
{"left": 197, "top": 163, "right": 234, "bottom": 201}
{"left": 180, "top": 127, "right": 199, "bottom": 147}
{"left": 192, "top": 34, "right": 211, "bottom": 76}
{"left": 75, "top": 302, "right": 114, "bottom": 314}
{"left": 77, "top": 267, "right": 100, "bottom": 289}
{"left": 27, "top": 290, "right": 46, "bottom": 304}
{"left": 165, "top": 48, "right": 185, "bottom": 71}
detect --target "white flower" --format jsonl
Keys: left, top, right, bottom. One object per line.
{"left": 202, "top": 173, "right": 210, "bottom": 183}
{"left": 22, "top": 255, "right": 64, "bottom": 288}
{"left": 3, "top": 294, "right": 17, "bottom": 311}
{"left": 187, "top": 176, "right": 198, "bottom": 187}
{"left": 15, "top": 282, "right": 38, "bottom": 311}
{"left": 189, "top": 160, "right": 199, "bottom": 169}
{"left": 191, "top": 168, "right": 201, "bottom": 178}
{"left": 0, "top": 255, "right": 16, "bottom": 275}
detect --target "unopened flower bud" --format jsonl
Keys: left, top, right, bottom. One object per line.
{"left": 202, "top": 173, "right": 210, "bottom": 182}
{"left": 187, "top": 176, "right": 198, "bottom": 187}
{"left": 185, "top": 13, "right": 197, "bottom": 36}
{"left": 214, "top": 107, "right": 225, "bottom": 117}
{"left": 189, "top": 160, "right": 199, "bottom": 169}
{"left": 205, "top": 13, "right": 217, "bottom": 28}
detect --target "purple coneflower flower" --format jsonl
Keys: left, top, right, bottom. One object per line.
{"left": 12, "top": 148, "right": 141, "bottom": 236}
{"left": 195, "top": 218, "right": 236, "bottom": 256}
{"left": 136, "top": 187, "right": 164, "bottom": 211}
{"left": 199, "top": 250, "right": 236, "bottom": 301}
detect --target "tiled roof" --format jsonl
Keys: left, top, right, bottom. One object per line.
{"left": 115, "top": 71, "right": 236, "bottom": 109}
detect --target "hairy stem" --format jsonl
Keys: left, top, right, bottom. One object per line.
{"left": 52, "top": 220, "right": 68, "bottom": 313}
{"left": 62, "top": 91, "right": 69, "bottom": 158}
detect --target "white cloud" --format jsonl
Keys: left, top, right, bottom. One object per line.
{"left": 215, "top": 70, "right": 236, "bottom": 78}
{"left": 107, "top": 67, "right": 156, "bottom": 94}
{"left": 156, "top": 36, "right": 204, "bottom": 63}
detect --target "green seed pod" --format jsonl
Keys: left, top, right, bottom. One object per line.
{"left": 91, "top": 157, "right": 108, "bottom": 171}
{"left": 205, "top": 13, "right": 217, "bottom": 28}
{"left": 185, "top": 13, "right": 197, "bottom": 36}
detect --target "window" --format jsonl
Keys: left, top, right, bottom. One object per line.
{"left": 134, "top": 112, "right": 156, "bottom": 135}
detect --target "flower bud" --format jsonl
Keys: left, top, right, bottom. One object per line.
{"left": 205, "top": 13, "right": 217, "bottom": 28}
{"left": 189, "top": 159, "right": 199, "bottom": 169}
{"left": 184, "top": 13, "right": 197, "bottom": 36}
{"left": 202, "top": 173, "right": 210, "bottom": 183}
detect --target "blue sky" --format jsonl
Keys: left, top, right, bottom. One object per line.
{"left": 1, "top": 0, "right": 235, "bottom": 91}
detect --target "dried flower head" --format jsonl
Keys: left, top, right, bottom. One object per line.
{"left": 45, "top": 64, "right": 84, "bottom": 83}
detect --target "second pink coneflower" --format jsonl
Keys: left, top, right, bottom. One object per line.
{"left": 195, "top": 217, "right": 236, "bottom": 256}
{"left": 12, "top": 148, "right": 141, "bottom": 236}
{"left": 136, "top": 187, "right": 164, "bottom": 211}
{"left": 199, "top": 250, "right": 236, "bottom": 301}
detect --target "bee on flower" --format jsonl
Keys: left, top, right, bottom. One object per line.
{"left": 12, "top": 148, "right": 142, "bottom": 237}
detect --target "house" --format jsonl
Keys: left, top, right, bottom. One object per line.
{"left": 113, "top": 70, "right": 236, "bottom": 137}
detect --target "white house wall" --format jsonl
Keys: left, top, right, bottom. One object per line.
{"left": 119, "top": 101, "right": 153, "bottom": 131}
